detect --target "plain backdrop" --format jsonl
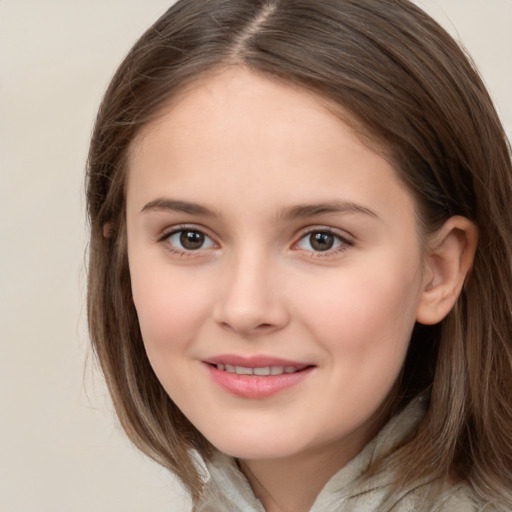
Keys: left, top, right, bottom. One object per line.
{"left": 0, "top": 1, "right": 510, "bottom": 511}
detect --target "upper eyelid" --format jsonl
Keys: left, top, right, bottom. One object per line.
{"left": 158, "top": 226, "right": 219, "bottom": 255}
{"left": 156, "top": 223, "right": 353, "bottom": 248}
{"left": 158, "top": 224, "right": 216, "bottom": 241}
{"left": 294, "top": 225, "right": 353, "bottom": 242}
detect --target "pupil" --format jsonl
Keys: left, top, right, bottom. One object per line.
{"left": 180, "top": 231, "right": 204, "bottom": 250}
{"left": 311, "top": 232, "right": 334, "bottom": 251}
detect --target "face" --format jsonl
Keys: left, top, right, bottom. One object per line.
{"left": 126, "top": 68, "right": 428, "bottom": 463}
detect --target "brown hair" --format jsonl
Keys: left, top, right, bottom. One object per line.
{"left": 86, "top": 0, "right": 512, "bottom": 506}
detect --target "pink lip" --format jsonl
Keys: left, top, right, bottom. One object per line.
{"left": 203, "top": 354, "right": 315, "bottom": 399}
{"left": 204, "top": 354, "right": 309, "bottom": 367}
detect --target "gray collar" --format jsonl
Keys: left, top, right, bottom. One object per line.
{"left": 194, "top": 395, "right": 429, "bottom": 511}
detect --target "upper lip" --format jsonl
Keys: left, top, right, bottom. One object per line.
{"left": 203, "top": 354, "right": 312, "bottom": 368}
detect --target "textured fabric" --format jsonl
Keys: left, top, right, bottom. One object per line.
{"left": 193, "top": 396, "right": 481, "bottom": 511}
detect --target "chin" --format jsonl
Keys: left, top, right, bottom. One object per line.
{"left": 206, "top": 430, "right": 310, "bottom": 461}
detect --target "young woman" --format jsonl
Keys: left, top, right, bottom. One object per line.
{"left": 86, "top": 1, "right": 512, "bottom": 510}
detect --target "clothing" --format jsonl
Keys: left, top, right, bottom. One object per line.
{"left": 193, "top": 395, "right": 482, "bottom": 511}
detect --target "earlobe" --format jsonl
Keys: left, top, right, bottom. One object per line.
{"left": 416, "top": 216, "right": 478, "bottom": 325}
{"left": 103, "top": 222, "right": 118, "bottom": 239}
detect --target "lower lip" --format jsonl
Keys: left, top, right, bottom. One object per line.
{"left": 205, "top": 364, "right": 314, "bottom": 399}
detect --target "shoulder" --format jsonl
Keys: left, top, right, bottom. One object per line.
{"left": 397, "top": 480, "right": 506, "bottom": 512}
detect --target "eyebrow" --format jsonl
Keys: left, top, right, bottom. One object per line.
{"left": 141, "top": 198, "right": 379, "bottom": 220}
{"left": 141, "top": 198, "right": 218, "bottom": 216}
{"left": 278, "top": 200, "right": 379, "bottom": 220}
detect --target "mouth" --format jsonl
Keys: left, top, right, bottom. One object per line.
{"left": 203, "top": 355, "right": 315, "bottom": 398}
{"left": 209, "top": 363, "right": 309, "bottom": 376}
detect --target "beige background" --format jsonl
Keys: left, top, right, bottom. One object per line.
{"left": 0, "top": 1, "right": 510, "bottom": 511}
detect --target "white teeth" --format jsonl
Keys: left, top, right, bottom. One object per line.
{"left": 253, "top": 367, "right": 271, "bottom": 376}
{"left": 270, "top": 366, "right": 285, "bottom": 375}
{"left": 215, "top": 364, "right": 303, "bottom": 376}
{"left": 235, "top": 366, "right": 253, "bottom": 375}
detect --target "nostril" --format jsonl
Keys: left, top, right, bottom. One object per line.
{"left": 214, "top": 296, "right": 290, "bottom": 334}
{"left": 219, "top": 321, "right": 236, "bottom": 332}
{"left": 219, "top": 321, "right": 277, "bottom": 334}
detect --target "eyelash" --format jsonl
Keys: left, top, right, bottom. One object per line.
{"left": 158, "top": 225, "right": 217, "bottom": 257}
{"left": 158, "top": 225, "right": 353, "bottom": 258}
{"left": 293, "top": 227, "right": 352, "bottom": 258}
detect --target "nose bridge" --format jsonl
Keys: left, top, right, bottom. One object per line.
{"left": 214, "top": 243, "right": 288, "bottom": 335}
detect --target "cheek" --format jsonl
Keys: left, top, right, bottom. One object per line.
{"left": 131, "top": 265, "right": 213, "bottom": 359}
{"left": 295, "top": 256, "right": 422, "bottom": 376}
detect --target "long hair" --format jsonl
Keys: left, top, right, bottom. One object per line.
{"left": 86, "top": 0, "right": 512, "bottom": 505}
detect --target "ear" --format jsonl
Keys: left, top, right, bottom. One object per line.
{"left": 103, "top": 222, "right": 118, "bottom": 239}
{"left": 416, "top": 216, "right": 478, "bottom": 325}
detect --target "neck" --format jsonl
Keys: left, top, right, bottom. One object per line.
{"left": 238, "top": 439, "right": 366, "bottom": 512}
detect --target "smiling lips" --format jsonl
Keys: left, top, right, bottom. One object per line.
{"left": 204, "top": 355, "right": 314, "bottom": 398}
{"left": 214, "top": 363, "right": 308, "bottom": 376}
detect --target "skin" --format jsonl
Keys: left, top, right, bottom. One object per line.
{"left": 125, "top": 68, "right": 477, "bottom": 512}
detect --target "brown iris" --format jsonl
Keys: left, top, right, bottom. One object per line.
{"left": 180, "top": 230, "right": 205, "bottom": 250}
{"left": 309, "top": 232, "right": 335, "bottom": 251}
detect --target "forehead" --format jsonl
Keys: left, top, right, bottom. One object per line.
{"left": 130, "top": 67, "right": 351, "bottom": 158}
{"left": 126, "top": 67, "right": 416, "bottom": 225}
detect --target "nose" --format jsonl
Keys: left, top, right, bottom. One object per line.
{"left": 213, "top": 251, "right": 290, "bottom": 337}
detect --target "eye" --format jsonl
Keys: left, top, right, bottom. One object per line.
{"left": 296, "top": 230, "right": 347, "bottom": 252}
{"left": 165, "top": 228, "right": 216, "bottom": 251}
